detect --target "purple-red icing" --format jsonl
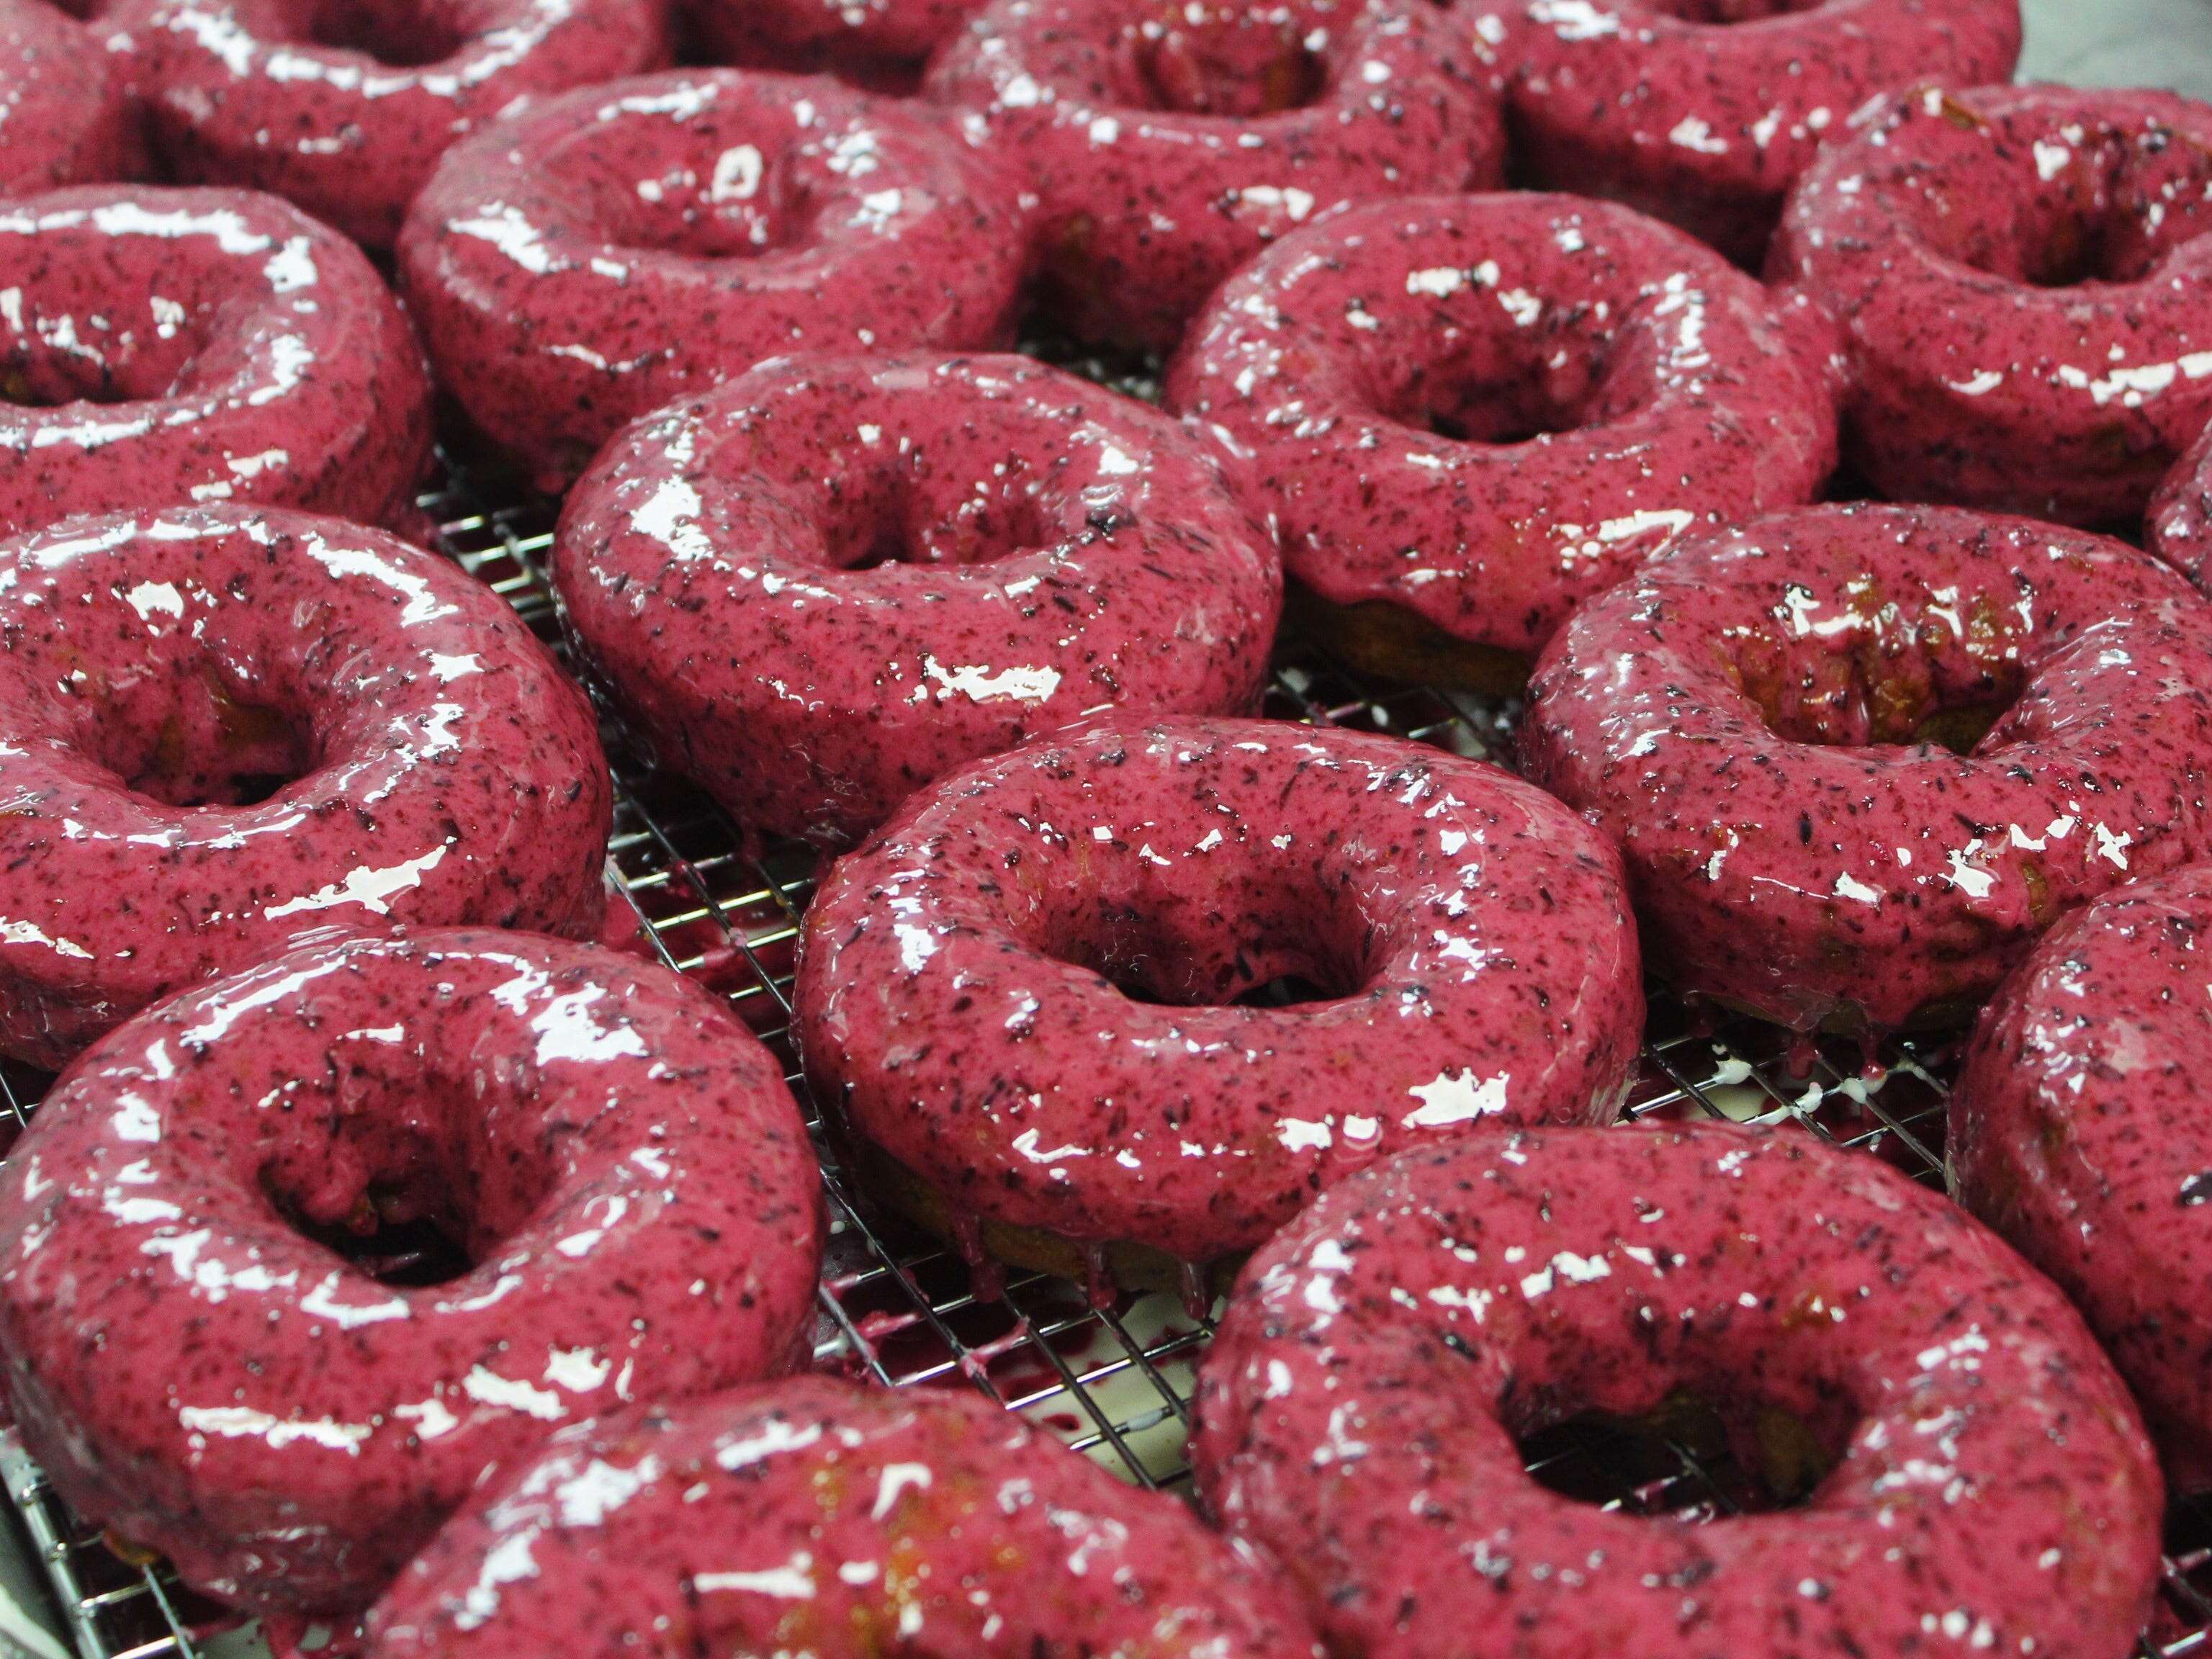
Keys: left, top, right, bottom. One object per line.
{"left": 1521, "top": 503, "right": 2212, "bottom": 1035}
{"left": 399, "top": 69, "right": 1030, "bottom": 492}
{"left": 102, "top": 0, "right": 673, "bottom": 249}
{"left": 0, "top": 927, "right": 824, "bottom": 1616}
{"left": 1772, "top": 83, "right": 2212, "bottom": 528}
{"left": 925, "top": 0, "right": 1503, "bottom": 352}
{"left": 794, "top": 714, "right": 1643, "bottom": 1264}
{"left": 0, "top": 0, "right": 141, "bottom": 195}
{"left": 0, "top": 505, "right": 613, "bottom": 1067}
{"left": 1164, "top": 192, "right": 1838, "bottom": 659}
{"left": 553, "top": 354, "right": 1282, "bottom": 848}
{"left": 1, "top": 186, "right": 433, "bottom": 539}
{"left": 684, "top": 0, "right": 979, "bottom": 83}
{"left": 1469, "top": 0, "right": 2022, "bottom": 266}
{"left": 1194, "top": 1122, "right": 2163, "bottom": 1659}
{"left": 2149, "top": 420, "right": 2212, "bottom": 588}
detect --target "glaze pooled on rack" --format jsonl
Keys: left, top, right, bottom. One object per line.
{"left": 0, "top": 0, "right": 141, "bottom": 196}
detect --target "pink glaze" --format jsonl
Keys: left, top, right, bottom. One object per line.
{"left": 795, "top": 714, "right": 1643, "bottom": 1265}
{"left": 1164, "top": 192, "right": 1838, "bottom": 659}
{"left": 554, "top": 354, "right": 1281, "bottom": 848}
{"left": 0, "top": 505, "right": 611, "bottom": 1067}
{"left": 1772, "top": 83, "right": 2212, "bottom": 528}
{"left": 1521, "top": 503, "right": 2212, "bottom": 1035}
{"left": 685, "top": 0, "right": 979, "bottom": 82}
{"left": 2149, "top": 421, "right": 2212, "bottom": 588}
{"left": 0, "top": 0, "right": 140, "bottom": 194}
{"left": 0, "top": 928, "right": 824, "bottom": 1616}
{"left": 1195, "top": 1123, "right": 2163, "bottom": 1659}
{"left": 925, "top": 0, "right": 1502, "bottom": 351}
{"left": 400, "top": 69, "right": 1030, "bottom": 491}
{"left": 0, "top": 186, "right": 433, "bottom": 539}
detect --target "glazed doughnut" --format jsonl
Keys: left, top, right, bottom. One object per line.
{"left": 1468, "top": 0, "right": 2021, "bottom": 266}
{"left": 364, "top": 1377, "right": 1325, "bottom": 1659}
{"left": 1, "top": 186, "right": 433, "bottom": 539}
{"left": 1194, "top": 1123, "right": 2163, "bottom": 1659}
{"left": 0, "top": 928, "right": 824, "bottom": 1615}
{"left": 554, "top": 354, "right": 1281, "bottom": 848}
{"left": 684, "top": 0, "right": 976, "bottom": 85}
{"left": 1164, "top": 192, "right": 1838, "bottom": 687}
{"left": 0, "top": 0, "right": 140, "bottom": 195}
{"left": 1521, "top": 503, "right": 2212, "bottom": 1035}
{"left": 104, "top": 0, "right": 672, "bottom": 249}
{"left": 0, "top": 505, "right": 611, "bottom": 1068}
{"left": 1773, "top": 83, "right": 2212, "bottom": 528}
{"left": 2149, "top": 420, "right": 2212, "bottom": 588}
{"left": 794, "top": 714, "right": 1642, "bottom": 1277}
{"left": 400, "top": 71, "right": 1028, "bottom": 492}
{"left": 925, "top": 0, "right": 1502, "bottom": 351}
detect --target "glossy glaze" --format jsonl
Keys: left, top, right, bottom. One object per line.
{"left": 1521, "top": 503, "right": 2212, "bottom": 1035}
{"left": 2149, "top": 420, "right": 2212, "bottom": 588}
{"left": 795, "top": 714, "right": 1643, "bottom": 1265}
{"left": 554, "top": 354, "right": 1282, "bottom": 848}
{"left": 1, "top": 186, "right": 433, "bottom": 538}
{"left": 1165, "top": 192, "right": 1838, "bottom": 660}
{"left": 685, "top": 0, "right": 978, "bottom": 81}
{"left": 1773, "top": 83, "right": 2212, "bottom": 528}
{"left": 1195, "top": 1123, "right": 2163, "bottom": 1659}
{"left": 0, "top": 0, "right": 140, "bottom": 195}
{"left": 925, "top": 0, "right": 1502, "bottom": 351}
{"left": 0, "top": 505, "right": 611, "bottom": 1066}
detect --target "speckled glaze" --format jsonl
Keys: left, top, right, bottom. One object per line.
{"left": 1164, "top": 192, "right": 1837, "bottom": 661}
{"left": 1195, "top": 1123, "right": 2164, "bottom": 1659}
{"left": 554, "top": 354, "right": 1282, "bottom": 848}
{"left": 399, "top": 70, "right": 1029, "bottom": 493}
{"left": 685, "top": 0, "right": 979, "bottom": 82}
{"left": 1773, "top": 84, "right": 2212, "bottom": 528}
{"left": 103, "top": 0, "right": 673, "bottom": 249}
{"left": 795, "top": 714, "right": 1643, "bottom": 1266}
{"left": 2149, "top": 421, "right": 2212, "bottom": 588}
{"left": 0, "top": 0, "right": 141, "bottom": 195}
{"left": 1468, "top": 1, "right": 2020, "bottom": 267}
{"left": 925, "top": 0, "right": 1503, "bottom": 352}
{"left": 364, "top": 1376, "right": 1326, "bottom": 1659}
{"left": 1, "top": 186, "right": 433, "bottom": 539}
{"left": 1954, "top": 866, "right": 2212, "bottom": 1491}
{"left": 1522, "top": 504, "right": 2212, "bottom": 1036}
{"left": 0, "top": 505, "right": 611, "bottom": 1067}
{"left": 0, "top": 928, "right": 824, "bottom": 1616}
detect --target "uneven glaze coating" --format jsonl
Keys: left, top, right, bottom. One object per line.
{"left": 104, "top": 0, "right": 672, "bottom": 248}
{"left": 555, "top": 354, "right": 1282, "bottom": 848}
{"left": 364, "top": 1377, "right": 1326, "bottom": 1659}
{"left": 400, "top": 70, "right": 1029, "bottom": 491}
{"left": 1, "top": 186, "right": 433, "bottom": 538}
{"left": 0, "top": 929, "right": 824, "bottom": 1615}
{"left": 925, "top": 0, "right": 1501, "bottom": 351}
{"left": 685, "top": 0, "right": 977, "bottom": 82}
{"left": 1773, "top": 83, "right": 2212, "bottom": 528}
{"left": 1195, "top": 1123, "right": 2163, "bottom": 1659}
{"left": 0, "top": 0, "right": 140, "bottom": 195}
{"left": 0, "top": 505, "right": 611, "bottom": 1066}
{"left": 1521, "top": 503, "right": 2212, "bottom": 1035}
{"left": 796, "top": 714, "right": 1643, "bottom": 1264}
{"left": 1165, "top": 193, "right": 1837, "bottom": 660}
{"left": 2149, "top": 421, "right": 2212, "bottom": 589}
{"left": 1469, "top": 0, "right": 2020, "bottom": 266}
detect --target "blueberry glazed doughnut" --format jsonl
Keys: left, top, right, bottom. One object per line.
{"left": 0, "top": 928, "right": 824, "bottom": 1614}
{"left": 925, "top": 0, "right": 1502, "bottom": 351}
{"left": 2149, "top": 420, "right": 2212, "bottom": 588}
{"left": 400, "top": 70, "right": 1028, "bottom": 491}
{"left": 1773, "top": 84, "right": 2212, "bottom": 528}
{"left": 554, "top": 354, "right": 1281, "bottom": 848}
{"left": 0, "top": 0, "right": 141, "bottom": 195}
{"left": 685, "top": 0, "right": 978, "bottom": 86}
{"left": 1, "top": 186, "right": 433, "bottom": 538}
{"left": 0, "top": 505, "right": 611, "bottom": 1067}
{"left": 1521, "top": 503, "right": 2212, "bottom": 1035}
{"left": 1165, "top": 193, "right": 1837, "bottom": 691}
{"left": 1194, "top": 1123, "right": 2163, "bottom": 1659}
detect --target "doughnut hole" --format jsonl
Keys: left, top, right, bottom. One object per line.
{"left": 1366, "top": 300, "right": 1658, "bottom": 451}
{"left": 537, "top": 119, "right": 826, "bottom": 261}
{"left": 66, "top": 645, "right": 318, "bottom": 809}
{"left": 1640, "top": 0, "right": 1833, "bottom": 21}
{"left": 0, "top": 294, "right": 209, "bottom": 408}
{"left": 1521, "top": 1388, "right": 1846, "bottom": 1517}
{"left": 816, "top": 458, "right": 1062, "bottom": 569}
{"left": 1116, "top": 1, "right": 1332, "bottom": 117}
{"left": 301, "top": 0, "right": 468, "bottom": 66}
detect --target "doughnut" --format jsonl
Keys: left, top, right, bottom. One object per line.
{"left": 0, "top": 504, "right": 611, "bottom": 1068}
{"left": 102, "top": 0, "right": 673, "bottom": 250}
{"left": 1772, "top": 83, "right": 2212, "bottom": 528}
{"left": 1193, "top": 1122, "right": 2164, "bottom": 1659}
{"left": 0, "top": 0, "right": 141, "bottom": 195}
{"left": 1164, "top": 192, "right": 1838, "bottom": 688}
{"left": 400, "top": 70, "right": 1029, "bottom": 492}
{"left": 793, "top": 714, "right": 1643, "bottom": 1282}
{"left": 554, "top": 353, "right": 1282, "bottom": 848}
{"left": 683, "top": 0, "right": 976, "bottom": 86}
{"left": 1, "top": 186, "right": 433, "bottom": 539}
{"left": 362, "top": 1376, "right": 1325, "bottom": 1659}
{"left": 0, "top": 927, "right": 824, "bottom": 1616}
{"left": 1520, "top": 503, "right": 2212, "bottom": 1036}
{"left": 924, "top": 0, "right": 1503, "bottom": 352}
{"left": 2149, "top": 420, "right": 2212, "bottom": 588}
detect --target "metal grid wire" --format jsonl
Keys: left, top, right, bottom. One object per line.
{"left": 5, "top": 447, "right": 2212, "bottom": 1659}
